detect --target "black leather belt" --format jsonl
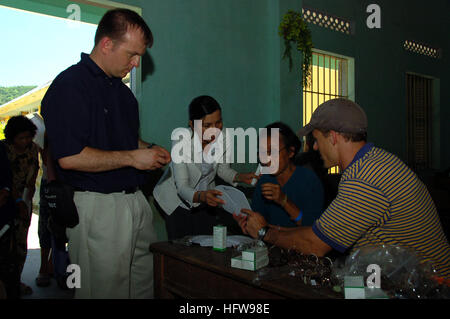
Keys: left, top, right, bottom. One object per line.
{"left": 74, "top": 186, "right": 139, "bottom": 194}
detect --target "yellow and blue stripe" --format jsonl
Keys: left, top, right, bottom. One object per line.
{"left": 313, "top": 145, "right": 450, "bottom": 278}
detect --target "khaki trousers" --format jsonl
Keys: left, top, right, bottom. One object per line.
{"left": 66, "top": 190, "right": 156, "bottom": 299}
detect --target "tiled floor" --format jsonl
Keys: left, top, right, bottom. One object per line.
{"left": 20, "top": 212, "right": 73, "bottom": 299}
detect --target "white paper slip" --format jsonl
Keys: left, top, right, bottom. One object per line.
{"left": 215, "top": 185, "right": 251, "bottom": 216}
{"left": 26, "top": 113, "right": 45, "bottom": 149}
{"left": 216, "top": 190, "right": 236, "bottom": 215}
{"left": 251, "top": 164, "right": 262, "bottom": 186}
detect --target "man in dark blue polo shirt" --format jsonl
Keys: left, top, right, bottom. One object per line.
{"left": 41, "top": 9, "right": 171, "bottom": 298}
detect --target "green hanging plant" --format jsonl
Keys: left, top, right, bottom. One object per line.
{"left": 278, "top": 10, "right": 313, "bottom": 88}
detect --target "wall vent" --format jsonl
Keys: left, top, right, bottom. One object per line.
{"left": 302, "top": 7, "right": 352, "bottom": 35}
{"left": 403, "top": 40, "right": 441, "bottom": 59}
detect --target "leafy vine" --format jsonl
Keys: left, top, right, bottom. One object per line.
{"left": 278, "top": 10, "right": 313, "bottom": 88}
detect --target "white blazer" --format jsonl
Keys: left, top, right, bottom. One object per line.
{"left": 153, "top": 127, "right": 238, "bottom": 216}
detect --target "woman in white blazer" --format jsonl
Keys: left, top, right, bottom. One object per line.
{"left": 153, "top": 96, "right": 257, "bottom": 240}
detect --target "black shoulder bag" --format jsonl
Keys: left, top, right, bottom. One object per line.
{"left": 43, "top": 180, "right": 79, "bottom": 242}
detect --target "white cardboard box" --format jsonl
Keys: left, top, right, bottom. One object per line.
{"left": 231, "top": 255, "right": 269, "bottom": 271}
{"left": 344, "top": 276, "right": 365, "bottom": 299}
{"left": 241, "top": 246, "right": 268, "bottom": 262}
{"left": 213, "top": 225, "right": 227, "bottom": 251}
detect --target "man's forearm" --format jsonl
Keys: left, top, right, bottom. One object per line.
{"left": 138, "top": 139, "right": 149, "bottom": 149}
{"left": 264, "top": 226, "right": 330, "bottom": 256}
{"left": 58, "top": 146, "right": 134, "bottom": 173}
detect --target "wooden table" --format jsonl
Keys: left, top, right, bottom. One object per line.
{"left": 150, "top": 241, "right": 342, "bottom": 299}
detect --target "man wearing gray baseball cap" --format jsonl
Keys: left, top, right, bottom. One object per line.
{"left": 240, "top": 98, "right": 450, "bottom": 279}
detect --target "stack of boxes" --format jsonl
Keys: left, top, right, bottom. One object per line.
{"left": 344, "top": 276, "right": 388, "bottom": 299}
{"left": 231, "top": 245, "right": 269, "bottom": 271}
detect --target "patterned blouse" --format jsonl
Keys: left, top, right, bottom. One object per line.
{"left": 1, "top": 139, "right": 39, "bottom": 199}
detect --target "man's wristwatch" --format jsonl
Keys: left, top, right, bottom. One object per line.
{"left": 257, "top": 226, "right": 269, "bottom": 241}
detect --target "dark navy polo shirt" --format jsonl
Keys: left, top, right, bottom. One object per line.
{"left": 41, "top": 53, "right": 146, "bottom": 193}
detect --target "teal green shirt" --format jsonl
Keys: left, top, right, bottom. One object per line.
{"left": 251, "top": 166, "right": 324, "bottom": 227}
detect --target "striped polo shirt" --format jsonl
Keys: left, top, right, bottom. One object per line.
{"left": 312, "top": 144, "right": 450, "bottom": 278}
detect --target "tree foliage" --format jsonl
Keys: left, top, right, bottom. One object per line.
{"left": 0, "top": 86, "right": 37, "bottom": 105}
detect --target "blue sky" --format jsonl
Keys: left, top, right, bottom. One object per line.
{"left": 0, "top": 5, "right": 97, "bottom": 87}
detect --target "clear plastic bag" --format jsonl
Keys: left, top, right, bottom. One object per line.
{"left": 235, "top": 239, "right": 266, "bottom": 252}
{"left": 252, "top": 246, "right": 338, "bottom": 288}
{"left": 332, "top": 245, "right": 450, "bottom": 299}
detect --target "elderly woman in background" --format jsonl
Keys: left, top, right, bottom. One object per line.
{"left": 2, "top": 115, "right": 39, "bottom": 296}
{"left": 234, "top": 122, "right": 324, "bottom": 232}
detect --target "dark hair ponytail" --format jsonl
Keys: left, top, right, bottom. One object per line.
{"left": 188, "top": 95, "right": 221, "bottom": 121}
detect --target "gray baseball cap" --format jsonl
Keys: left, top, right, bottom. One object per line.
{"left": 297, "top": 98, "right": 368, "bottom": 137}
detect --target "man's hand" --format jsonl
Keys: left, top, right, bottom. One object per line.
{"left": 131, "top": 145, "right": 171, "bottom": 170}
{"left": 232, "top": 212, "right": 248, "bottom": 235}
{"left": 241, "top": 209, "right": 268, "bottom": 239}
{"left": 59, "top": 146, "right": 172, "bottom": 173}
{"left": 261, "top": 183, "right": 284, "bottom": 205}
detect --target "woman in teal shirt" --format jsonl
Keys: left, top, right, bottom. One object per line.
{"left": 250, "top": 122, "right": 324, "bottom": 227}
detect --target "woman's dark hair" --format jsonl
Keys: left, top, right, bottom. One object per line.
{"left": 95, "top": 8, "right": 153, "bottom": 47}
{"left": 4, "top": 115, "right": 37, "bottom": 142}
{"left": 305, "top": 132, "right": 315, "bottom": 151}
{"left": 188, "top": 95, "right": 222, "bottom": 121}
{"left": 264, "top": 122, "right": 302, "bottom": 161}
{"left": 295, "top": 132, "right": 326, "bottom": 178}
{"left": 295, "top": 132, "right": 340, "bottom": 210}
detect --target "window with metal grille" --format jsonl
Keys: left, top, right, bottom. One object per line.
{"left": 303, "top": 51, "right": 350, "bottom": 174}
{"left": 406, "top": 73, "right": 433, "bottom": 171}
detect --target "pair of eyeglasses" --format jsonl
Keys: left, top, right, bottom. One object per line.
{"left": 264, "top": 146, "right": 287, "bottom": 156}
{"left": 257, "top": 146, "right": 288, "bottom": 164}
